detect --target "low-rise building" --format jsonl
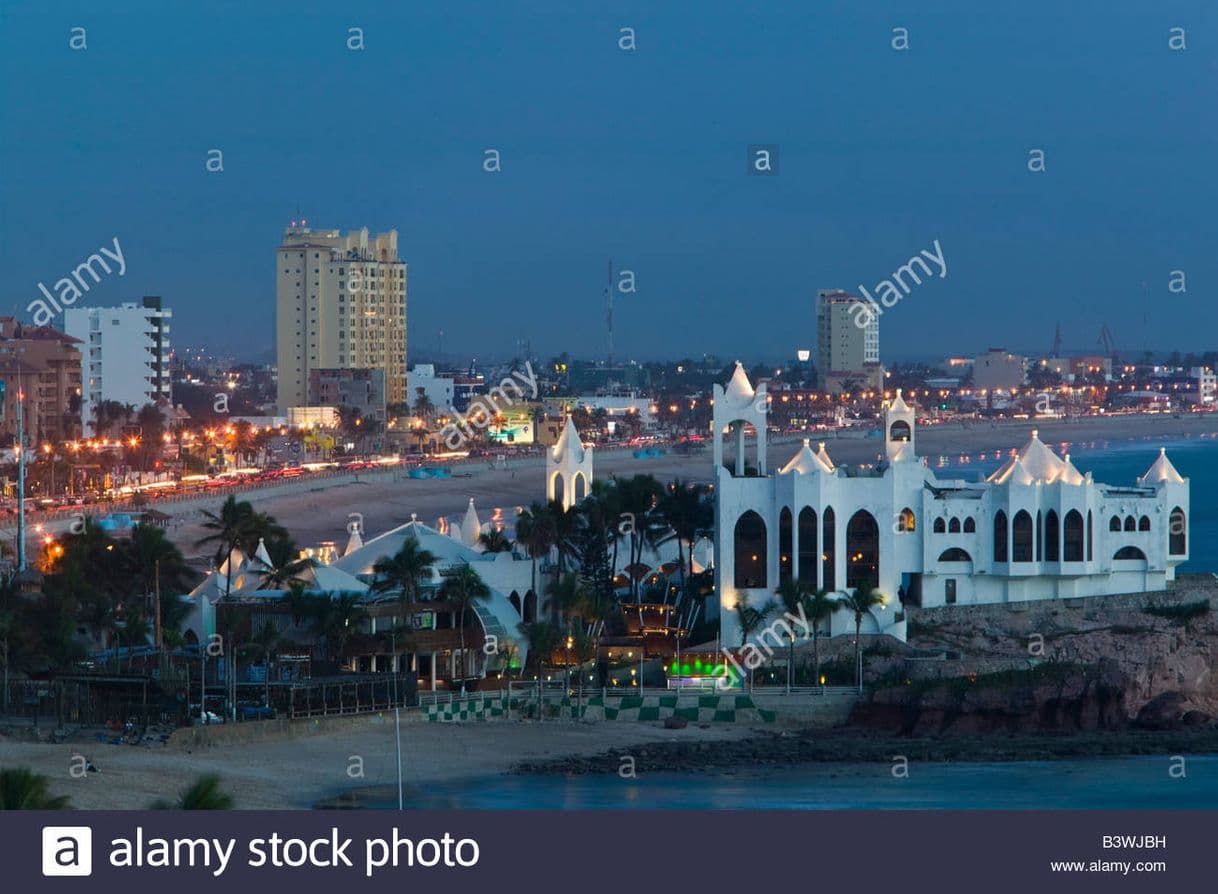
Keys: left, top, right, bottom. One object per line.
{"left": 309, "top": 367, "right": 386, "bottom": 422}
{"left": 0, "top": 318, "right": 84, "bottom": 444}
{"left": 972, "top": 348, "right": 1026, "bottom": 391}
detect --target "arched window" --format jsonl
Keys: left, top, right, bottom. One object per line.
{"left": 552, "top": 474, "right": 565, "bottom": 507}
{"left": 993, "top": 510, "right": 1008, "bottom": 563}
{"left": 938, "top": 547, "right": 973, "bottom": 562}
{"left": 890, "top": 420, "right": 912, "bottom": 442}
{"left": 948, "top": 517, "right": 961, "bottom": 534}
{"left": 509, "top": 591, "right": 522, "bottom": 616}
{"left": 523, "top": 590, "right": 538, "bottom": 623}
{"left": 933, "top": 517, "right": 946, "bottom": 534}
{"left": 1169, "top": 507, "right": 1186, "bottom": 555}
{"left": 963, "top": 517, "right": 976, "bottom": 534}
{"left": 573, "top": 473, "right": 587, "bottom": 503}
{"left": 798, "top": 507, "right": 818, "bottom": 582}
{"left": 1064, "top": 510, "right": 1085, "bottom": 562}
{"left": 822, "top": 507, "right": 836, "bottom": 591}
{"left": 1114, "top": 546, "right": 1147, "bottom": 561}
{"left": 1087, "top": 510, "right": 1093, "bottom": 561}
{"left": 846, "top": 510, "right": 879, "bottom": 589}
{"left": 1138, "top": 515, "right": 1151, "bottom": 532}
{"left": 1109, "top": 515, "right": 1121, "bottom": 532}
{"left": 1124, "top": 515, "right": 1136, "bottom": 532}
{"left": 898, "top": 507, "right": 916, "bottom": 532}
{"left": 1012, "top": 510, "right": 1034, "bottom": 562}
{"left": 1045, "top": 510, "right": 1060, "bottom": 561}
{"left": 734, "top": 511, "right": 768, "bottom": 588}
{"left": 1035, "top": 510, "right": 1043, "bottom": 561}
{"left": 779, "top": 508, "right": 793, "bottom": 585}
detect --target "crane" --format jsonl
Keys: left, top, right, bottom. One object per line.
{"left": 1098, "top": 323, "right": 1118, "bottom": 362}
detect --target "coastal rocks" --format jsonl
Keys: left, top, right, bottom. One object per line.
{"left": 850, "top": 660, "right": 1131, "bottom": 735}
{"left": 898, "top": 582, "right": 1218, "bottom": 723}
{"left": 1133, "top": 692, "right": 1214, "bottom": 730}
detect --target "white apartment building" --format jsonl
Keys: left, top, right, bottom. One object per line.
{"left": 407, "top": 364, "right": 455, "bottom": 414}
{"left": 276, "top": 225, "right": 407, "bottom": 413}
{"left": 64, "top": 296, "right": 171, "bottom": 434}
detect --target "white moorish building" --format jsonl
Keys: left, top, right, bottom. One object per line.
{"left": 713, "top": 363, "right": 1190, "bottom": 646}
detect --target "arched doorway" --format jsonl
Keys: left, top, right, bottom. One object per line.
{"left": 1064, "top": 510, "right": 1085, "bottom": 561}
{"left": 845, "top": 510, "right": 879, "bottom": 590}
{"left": 778, "top": 508, "right": 793, "bottom": 585}
{"left": 797, "top": 507, "right": 818, "bottom": 583}
{"left": 993, "top": 510, "right": 1008, "bottom": 563}
{"left": 1045, "top": 510, "right": 1060, "bottom": 561}
{"left": 1170, "top": 507, "right": 1186, "bottom": 555}
{"left": 822, "top": 506, "right": 836, "bottom": 591}
{"left": 1012, "top": 510, "right": 1033, "bottom": 562}
{"left": 733, "top": 511, "right": 767, "bottom": 588}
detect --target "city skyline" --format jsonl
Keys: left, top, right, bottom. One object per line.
{"left": 1, "top": 2, "right": 1212, "bottom": 364}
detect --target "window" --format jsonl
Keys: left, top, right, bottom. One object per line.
{"left": 1109, "top": 515, "right": 1121, "bottom": 532}
{"left": 993, "top": 511, "right": 1008, "bottom": 562}
{"left": 933, "top": 517, "right": 946, "bottom": 534}
{"left": 1045, "top": 510, "right": 1060, "bottom": 561}
{"left": 1169, "top": 507, "right": 1186, "bottom": 555}
{"left": 1114, "top": 546, "right": 1147, "bottom": 561}
{"left": 945, "top": 579, "right": 957, "bottom": 604}
{"left": 948, "top": 516, "right": 961, "bottom": 534}
{"left": 963, "top": 517, "right": 976, "bottom": 534}
{"left": 1063, "top": 510, "right": 1085, "bottom": 562}
{"left": 1012, "top": 510, "right": 1033, "bottom": 562}
{"left": 898, "top": 508, "right": 916, "bottom": 532}
{"left": 1138, "top": 515, "right": 1151, "bottom": 532}
{"left": 1124, "top": 516, "right": 1136, "bottom": 532}
{"left": 938, "top": 548, "right": 972, "bottom": 562}
{"left": 779, "top": 508, "right": 793, "bottom": 585}
{"left": 798, "top": 507, "right": 818, "bottom": 583}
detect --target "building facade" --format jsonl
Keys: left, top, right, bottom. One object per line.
{"left": 308, "top": 367, "right": 387, "bottom": 422}
{"left": 63, "top": 296, "right": 171, "bottom": 435}
{"left": 407, "top": 364, "right": 455, "bottom": 415}
{"left": 0, "top": 319, "right": 84, "bottom": 444}
{"left": 972, "top": 347, "right": 1027, "bottom": 391}
{"left": 276, "top": 225, "right": 407, "bottom": 413}
{"left": 816, "top": 289, "right": 883, "bottom": 393}
{"left": 712, "top": 363, "right": 1190, "bottom": 646}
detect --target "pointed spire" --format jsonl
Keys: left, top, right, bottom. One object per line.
{"left": 780, "top": 438, "right": 833, "bottom": 475}
{"left": 552, "top": 415, "right": 585, "bottom": 463}
{"left": 1139, "top": 447, "right": 1185, "bottom": 485}
{"left": 343, "top": 527, "right": 364, "bottom": 556}
{"left": 724, "top": 361, "right": 756, "bottom": 403}
{"left": 461, "top": 497, "right": 482, "bottom": 547}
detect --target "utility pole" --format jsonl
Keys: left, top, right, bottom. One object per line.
{"left": 16, "top": 376, "right": 26, "bottom": 572}
{"left": 605, "top": 260, "right": 614, "bottom": 367}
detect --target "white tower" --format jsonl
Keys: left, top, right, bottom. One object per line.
{"left": 712, "top": 362, "right": 768, "bottom": 476}
{"left": 884, "top": 388, "right": 916, "bottom": 461}
{"left": 547, "top": 415, "right": 593, "bottom": 509}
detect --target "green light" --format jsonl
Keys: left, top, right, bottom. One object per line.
{"left": 681, "top": 663, "right": 691, "bottom": 675}
{"left": 670, "top": 661, "right": 678, "bottom": 673}
{"left": 694, "top": 659, "right": 703, "bottom": 670}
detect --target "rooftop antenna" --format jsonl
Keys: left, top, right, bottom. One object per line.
{"left": 606, "top": 259, "right": 614, "bottom": 367}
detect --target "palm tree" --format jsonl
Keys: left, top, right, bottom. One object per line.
{"left": 439, "top": 565, "right": 491, "bottom": 693}
{"left": 614, "top": 475, "right": 663, "bottom": 599}
{"left": 659, "top": 479, "right": 712, "bottom": 589}
{"left": 774, "top": 579, "right": 806, "bottom": 692}
{"left": 515, "top": 503, "right": 556, "bottom": 603}
{"left": 256, "top": 536, "right": 316, "bottom": 590}
{"left": 0, "top": 768, "right": 70, "bottom": 809}
{"left": 155, "top": 774, "right": 233, "bottom": 809}
{"left": 733, "top": 599, "right": 777, "bottom": 691}
{"left": 840, "top": 581, "right": 884, "bottom": 689}
{"left": 517, "top": 620, "right": 561, "bottom": 716}
{"left": 241, "top": 620, "right": 282, "bottom": 708}
{"left": 802, "top": 588, "right": 839, "bottom": 688}
{"left": 477, "top": 528, "right": 513, "bottom": 553}
{"left": 370, "top": 537, "right": 437, "bottom": 604}
{"left": 546, "top": 572, "right": 582, "bottom": 628}
{"left": 197, "top": 495, "right": 254, "bottom": 598}
{"left": 315, "top": 593, "right": 368, "bottom": 666}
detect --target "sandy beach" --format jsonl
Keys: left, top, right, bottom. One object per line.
{"left": 0, "top": 718, "right": 755, "bottom": 810}
{"left": 165, "top": 413, "right": 1218, "bottom": 553}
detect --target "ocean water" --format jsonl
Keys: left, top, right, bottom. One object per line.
{"left": 392, "top": 756, "right": 1218, "bottom": 810}
{"left": 929, "top": 431, "right": 1218, "bottom": 573}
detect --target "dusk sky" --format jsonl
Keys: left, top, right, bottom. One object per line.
{"left": 1, "top": 1, "right": 1213, "bottom": 364}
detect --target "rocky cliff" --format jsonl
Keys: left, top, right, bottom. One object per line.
{"left": 850, "top": 578, "right": 1218, "bottom": 734}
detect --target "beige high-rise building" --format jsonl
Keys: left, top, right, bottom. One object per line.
{"left": 815, "top": 289, "right": 883, "bottom": 393}
{"left": 276, "top": 225, "right": 407, "bottom": 413}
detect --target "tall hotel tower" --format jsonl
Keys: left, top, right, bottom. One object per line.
{"left": 276, "top": 225, "right": 407, "bottom": 413}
